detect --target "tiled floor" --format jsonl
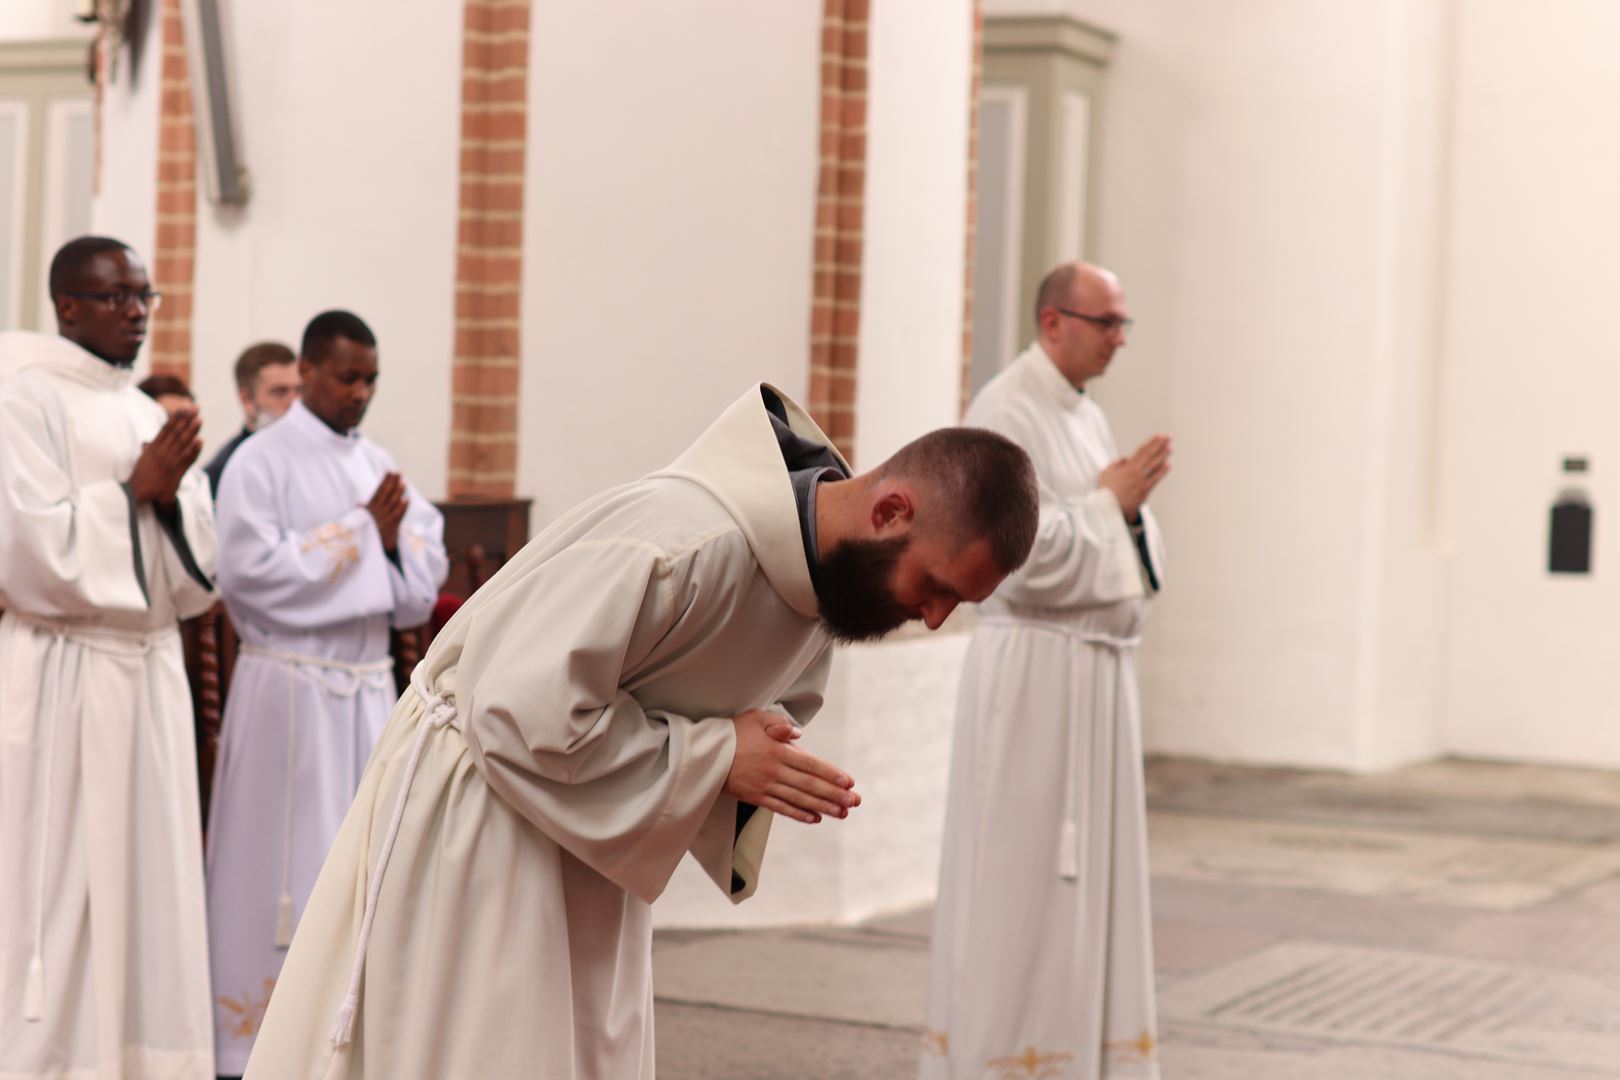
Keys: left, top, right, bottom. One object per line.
{"left": 653, "top": 757, "right": 1620, "bottom": 1078}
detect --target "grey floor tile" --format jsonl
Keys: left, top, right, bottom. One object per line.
{"left": 1160, "top": 941, "right": 1620, "bottom": 1074}
{"left": 656, "top": 1001, "right": 920, "bottom": 1080}
{"left": 1152, "top": 917, "right": 1275, "bottom": 975}
{"left": 655, "top": 929, "right": 928, "bottom": 1030}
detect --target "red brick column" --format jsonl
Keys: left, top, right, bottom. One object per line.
{"left": 807, "top": 0, "right": 870, "bottom": 463}
{"left": 447, "top": 0, "right": 532, "bottom": 499}
{"left": 960, "top": 0, "right": 983, "bottom": 416}
{"left": 147, "top": 0, "right": 197, "bottom": 383}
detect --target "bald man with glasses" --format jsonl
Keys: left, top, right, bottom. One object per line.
{"left": 923, "top": 261, "right": 1171, "bottom": 1080}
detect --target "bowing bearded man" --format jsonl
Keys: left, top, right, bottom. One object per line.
{"left": 206, "top": 310, "right": 448, "bottom": 1078}
{"left": 0, "top": 236, "right": 218, "bottom": 1079}
{"left": 242, "top": 385, "right": 1039, "bottom": 1079}
{"left": 923, "top": 260, "right": 1171, "bottom": 1080}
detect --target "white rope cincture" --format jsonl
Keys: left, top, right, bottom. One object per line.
{"left": 329, "top": 671, "right": 456, "bottom": 1047}
{"left": 237, "top": 645, "right": 394, "bottom": 951}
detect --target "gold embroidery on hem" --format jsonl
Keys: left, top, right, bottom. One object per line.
{"left": 1104, "top": 1029, "right": 1159, "bottom": 1065}
{"left": 217, "top": 977, "right": 277, "bottom": 1040}
{"left": 921, "top": 1028, "right": 949, "bottom": 1056}
{"left": 987, "top": 1045, "right": 1076, "bottom": 1079}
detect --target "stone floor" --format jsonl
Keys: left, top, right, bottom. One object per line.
{"left": 653, "top": 756, "right": 1620, "bottom": 1078}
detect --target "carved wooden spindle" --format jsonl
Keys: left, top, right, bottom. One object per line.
{"left": 193, "top": 603, "right": 225, "bottom": 823}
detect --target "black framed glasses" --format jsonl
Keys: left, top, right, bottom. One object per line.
{"left": 63, "top": 289, "right": 164, "bottom": 313}
{"left": 1055, "top": 307, "right": 1133, "bottom": 335}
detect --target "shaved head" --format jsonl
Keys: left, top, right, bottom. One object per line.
{"left": 1032, "top": 260, "right": 1119, "bottom": 330}
{"left": 1033, "top": 260, "right": 1130, "bottom": 388}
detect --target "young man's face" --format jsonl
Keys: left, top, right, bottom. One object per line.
{"left": 55, "top": 248, "right": 155, "bottom": 366}
{"left": 243, "top": 362, "right": 301, "bottom": 430}
{"left": 298, "top": 336, "right": 378, "bottom": 435}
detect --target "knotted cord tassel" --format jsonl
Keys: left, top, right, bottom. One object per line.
{"left": 275, "top": 893, "right": 296, "bottom": 948}
{"left": 23, "top": 952, "right": 44, "bottom": 1021}
{"left": 1058, "top": 820, "right": 1079, "bottom": 880}
{"left": 330, "top": 991, "right": 359, "bottom": 1046}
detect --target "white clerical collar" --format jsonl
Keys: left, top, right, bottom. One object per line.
{"left": 1028, "top": 341, "right": 1086, "bottom": 407}
{"left": 285, "top": 398, "right": 362, "bottom": 450}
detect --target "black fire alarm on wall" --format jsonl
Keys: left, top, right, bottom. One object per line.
{"left": 1549, "top": 456, "right": 1593, "bottom": 575}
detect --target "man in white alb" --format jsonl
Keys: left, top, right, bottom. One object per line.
{"left": 923, "top": 261, "right": 1171, "bottom": 1080}
{"left": 0, "top": 236, "right": 218, "bottom": 1079}
{"left": 206, "top": 310, "right": 447, "bottom": 1078}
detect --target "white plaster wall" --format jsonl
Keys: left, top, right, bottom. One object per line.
{"left": 853, "top": 0, "right": 971, "bottom": 470}
{"left": 91, "top": 3, "right": 158, "bottom": 269}
{"left": 189, "top": 0, "right": 460, "bottom": 495}
{"left": 982, "top": 0, "right": 1452, "bottom": 771}
{"left": 0, "top": 0, "right": 83, "bottom": 41}
{"left": 518, "top": 2, "right": 822, "bottom": 523}
{"left": 655, "top": 632, "right": 970, "bottom": 929}
{"left": 1438, "top": 0, "right": 1620, "bottom": 767}
{"left": 92, "top": 0, "right": 462, "bottom": 494}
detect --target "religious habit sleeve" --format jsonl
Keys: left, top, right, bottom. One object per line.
{"left": 216, "top": 451, "right": 399, "bottom": 629}
{"left": 0, "top": 383, "right": 149, "bottom": 615}
{"left": 154, "top": 464, "right": 220, "bottom": 618}
{"left": 457, "top": 537, "right": 738, "bottom": 906}
{"left": 687, "top": 643, "right": 832, "bottom": 902}
{"left": 384, "top": 480, "right": 449, "bottom": 630}
{"left": 973, "top": 404, "right": 1157, "bottom": 610}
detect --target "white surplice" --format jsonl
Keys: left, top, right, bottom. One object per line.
{"left": 0, "top": 330, "right": 218, "bottom": 1080}
{"left": 241, "top": 385, "right": 840, "bottom": 1080}
{"left": 206, "top": 400, "right": 448, "bottom": 1075}
{"left": 923, "top": 343, "right": 1166, "bottom": 1080}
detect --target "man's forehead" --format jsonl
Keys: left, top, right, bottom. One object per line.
{"left": 255, "top": 362, "right": 300, "bottom": 390}
{"left": 942, "top": 536, "right": 1005, "bottom": 603}
{"left": 1073, "top": 271, "right": 1125, "bottom": 310}
{"left": 83, "top": 249, "right": 147, "bottom": 285}
{"left": 318, "top": 338, "right": 378, "bottom": 368}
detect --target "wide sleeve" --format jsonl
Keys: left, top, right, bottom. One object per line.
{"left": 458, "top": 538, "right": 737, "bottom": 905}
{"left": 687, "top": 643, "right": 833, "bottom": 903}
{"left": 215, "top": 450, "right": 397, "bottom": 631}
{"left": 155, "top": 463, "right": 219, "bottom": 618}
{"left": 0, "top": 385, "right": 149, "bottom": 616}
{"left": 968, "top": 403, "right": 1149, "bottom": 611}
{"left": 386, "top": 483, "right": 448, "bottom": 630}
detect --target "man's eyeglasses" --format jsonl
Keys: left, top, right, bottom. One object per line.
{"left": 62, "top": 289, "right": 164, "bottom": 313}
{"left": 1055, "top": 307, "right": 1133, "bottom": 335}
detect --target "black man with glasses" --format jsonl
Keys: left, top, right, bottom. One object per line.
{"left": 0, "top": 236, "right": 217, "bottom": 1079}
{"left": 924, "top": 260, "right": 1171, "bottom": 1080}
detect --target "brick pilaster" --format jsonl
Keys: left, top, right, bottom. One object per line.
{"left": 807, "top": 0, "right": 870, "bottom": 464}
{"left": 446, "top": 0, "right": 532, "bottom": 499}
{"left": 147, "top": 0, "right": 197, "bottom": 383}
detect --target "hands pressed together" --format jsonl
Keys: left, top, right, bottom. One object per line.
{"left": 1099, "top": 433, "right": 1173, "bottom": 523}
{"left": 724, "top": 709, "right": 860, "bottom": 825}
{"left": 366, "top": 471, "right": 409, "bottom": 553}
{"left": 127, "top": 407, "right": 203, "bottom": 508}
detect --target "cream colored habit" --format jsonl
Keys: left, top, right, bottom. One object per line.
{"left": 924, "top": 344, "right": 1165, "bottom": 1080}
{"left": 244, "top": 386, "right": 839, "bottom": 1080}
{"left": 0, "top": 331, "right": 218, "bottom": 1079}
